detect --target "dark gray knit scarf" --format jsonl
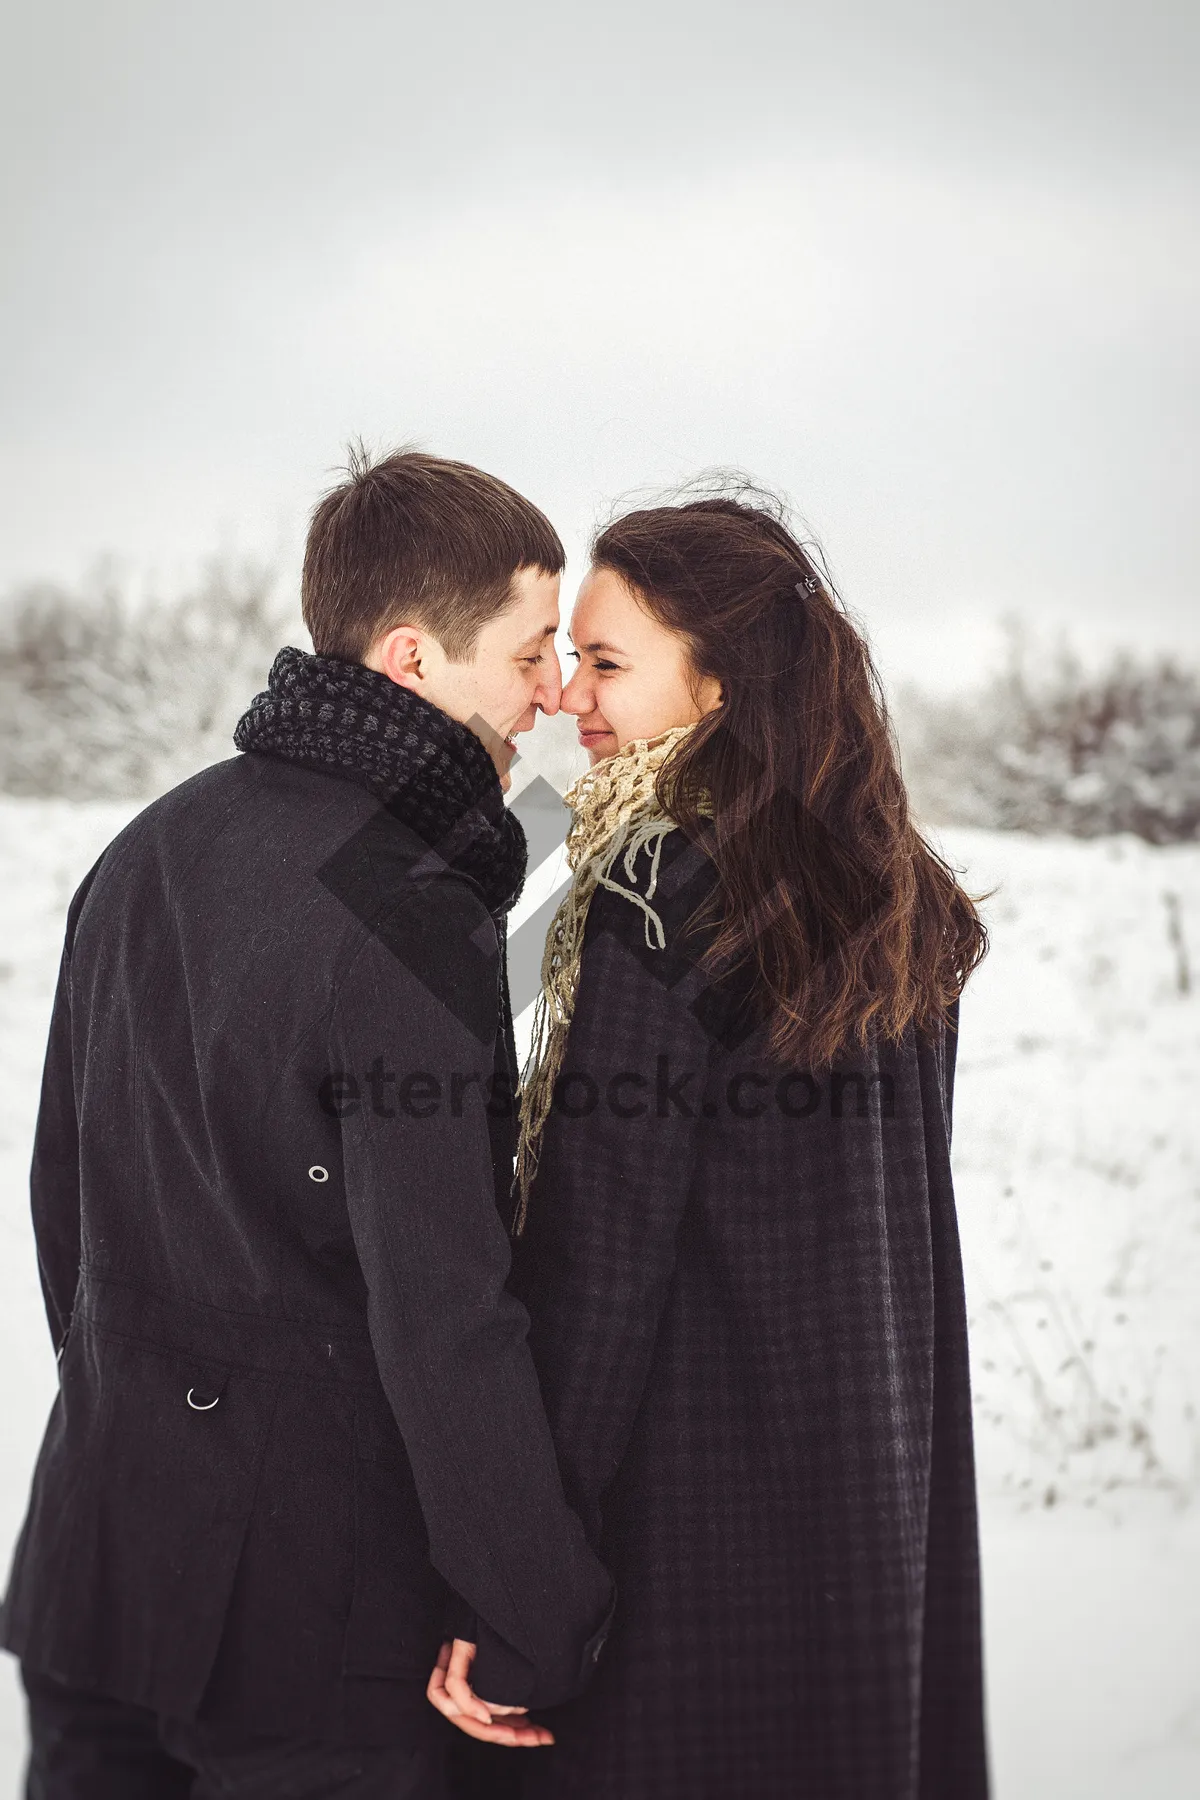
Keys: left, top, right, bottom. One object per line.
{"left": 234, "top": 646, "right": 527, "bottom": 919}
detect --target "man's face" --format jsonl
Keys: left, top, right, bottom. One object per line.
{"left": 367, "top": 567, "right": 563, "bottom": 790}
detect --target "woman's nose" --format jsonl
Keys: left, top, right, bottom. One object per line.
{"left": 560, "top": 668, "right": 590, "bottom": 716}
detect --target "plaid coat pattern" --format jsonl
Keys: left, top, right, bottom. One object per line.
{"left": 508, "top": 829, "right": 990, "bottom": 1800}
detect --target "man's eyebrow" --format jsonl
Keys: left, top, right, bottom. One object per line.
{"left": 514, "top": 623, "right": 560, "bottom": 652}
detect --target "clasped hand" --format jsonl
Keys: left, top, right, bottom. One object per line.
{"left": 426, "top": 1640, "right": 555, "bottom": 1748}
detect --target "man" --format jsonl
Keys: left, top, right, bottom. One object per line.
{"left": 0, "top": 448, "right": 613, "bottom": 1798}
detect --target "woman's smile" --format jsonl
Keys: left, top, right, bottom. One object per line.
{"left": 576, "top": 721, "right": 617, "bottom": 752}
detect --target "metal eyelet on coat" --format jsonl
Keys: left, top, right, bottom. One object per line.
{"left": 187, "top": 1389, "right": 220, "bottom": 1411}
{"left": 308, "top": 1165, "right": 329, "bottom": 1183}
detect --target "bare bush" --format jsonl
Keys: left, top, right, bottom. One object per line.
{"left": 0, "top": 560, "right": 302, "bottom": 799}
{"left": 897, "top": 619, "right": 1200, "bottom": 843}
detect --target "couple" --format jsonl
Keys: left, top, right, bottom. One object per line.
{"left": 1, "top": 449, "right": 991, "bottom": 1799}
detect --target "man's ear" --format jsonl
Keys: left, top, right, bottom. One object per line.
{"left": 370, "top": 624, "right": 428, "bottom": 693}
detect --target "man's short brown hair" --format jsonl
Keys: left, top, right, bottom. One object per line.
{"left": 301, "top": 445, "right": 565, "bottom": 663}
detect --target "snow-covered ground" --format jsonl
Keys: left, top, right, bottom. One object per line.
{"left": 0, "top": 795, "right": 1197, "bottom": 1795}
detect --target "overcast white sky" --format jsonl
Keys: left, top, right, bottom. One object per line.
{"left": 1, "top": 0, "right": 1197, "bottom": 690}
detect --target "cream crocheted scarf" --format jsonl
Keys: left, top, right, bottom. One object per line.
{"left": 513, "top": 722, "right": 697, "bottom": 1231}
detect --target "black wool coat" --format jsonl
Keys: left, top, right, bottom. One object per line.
{"left": 506, "top": 829, "right": 990, "bottom": 1800}
{"left": 0, "top": 749, "right": 613, "bottom": 1745}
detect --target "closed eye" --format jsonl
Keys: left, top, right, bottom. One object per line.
{"left": 568, "top": 650, "right": 621, "bottom": 672}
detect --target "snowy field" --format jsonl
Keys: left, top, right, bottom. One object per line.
{"left": 0, "top": 795, "right": 1197, "bottom": 1795}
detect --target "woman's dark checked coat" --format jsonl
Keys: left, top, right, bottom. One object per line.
{"left": 508, "top": 829, "right": 990, "bottom": 1800}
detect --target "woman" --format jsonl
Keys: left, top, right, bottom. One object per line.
{"left": 505, "top": 489, "right": 991, "bottom": 1799}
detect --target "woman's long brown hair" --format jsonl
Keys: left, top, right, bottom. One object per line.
{"left": 590, "top": 487, "right": 989, "bottom": 1066}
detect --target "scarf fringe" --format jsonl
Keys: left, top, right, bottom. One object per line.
{"left": 513, "top": 726, "right": 696, "bottom": 1234}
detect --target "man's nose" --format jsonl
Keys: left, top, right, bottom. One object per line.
{"left": 535, "top": 654, "right": 563, "bottom": 717}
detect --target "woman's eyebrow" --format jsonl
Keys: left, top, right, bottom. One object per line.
{"left": 577, "top": 639, "right": 624, "bottom": 654}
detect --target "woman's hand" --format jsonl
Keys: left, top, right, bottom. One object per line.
{"left": 426, "top": 1640, "right": 556, "bottom": 1747}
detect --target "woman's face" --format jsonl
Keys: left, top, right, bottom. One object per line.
{"left": 561, "top": 568, "right": 722, "bottom": 764}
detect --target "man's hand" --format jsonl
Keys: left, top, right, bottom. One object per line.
{"left": 426, "top": 1640, "right": 555, "bottom": 1747}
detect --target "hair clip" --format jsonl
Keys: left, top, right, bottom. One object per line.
{"left": 795, "top": 576, "right": 819, "bottom": 598}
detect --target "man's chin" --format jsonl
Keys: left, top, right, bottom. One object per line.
{"left": 492, "top": 733, "right": 519, "bottom": 790}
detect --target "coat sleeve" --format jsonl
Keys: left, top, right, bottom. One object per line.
{"left": 510, "top": 849, "right": 721, "bottom": 1549}
{"left": 329, "top": 874, "right": 614, "bottom": 1709}
{"left": 943, "top": 993, "right": 961, "bottom": 1144}
{"left": 917, "top": 993, "right": 961, "bottom": 1161}
{"left": 29, "top": 856, "right": 107, "bottom": 1357}
{"left": 30, "top": 944, "right": 80, "bottom": 1357}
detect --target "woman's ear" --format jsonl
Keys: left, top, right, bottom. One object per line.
{"left": 684, "top": 650, "right": 723, "bottom": 718}
{"left": 696, "top": 673, "right": 724, "bottom": 716}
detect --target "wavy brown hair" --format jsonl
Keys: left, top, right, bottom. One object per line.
{"left": 590, "top": 483, "right": 990, "bottom": 1065}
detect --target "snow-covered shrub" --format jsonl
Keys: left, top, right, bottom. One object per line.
{"left": 897, "top": 623, "right": 1200, "bottom": 843}
{"left": 0, "top": 561, "right": 302, "bottom": 799}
